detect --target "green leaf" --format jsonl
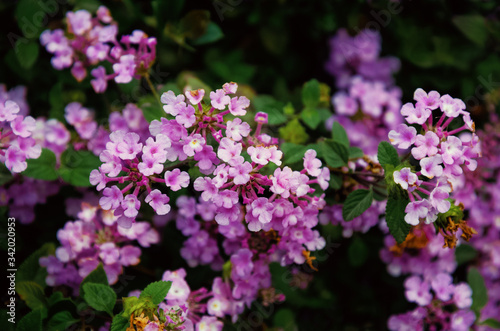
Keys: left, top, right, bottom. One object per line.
{"left": 300, "top": 107, "right": 322, "bottom": 129}
{"left": 46, "top": 311, "right": 79, "bottom": 331}
{"left": 342, "top": 189, "right": 373, "bottom": 221}
{"left": 479, "top": 319, "right": 500, "bottom": 329}
{"left": 348, "top": 236, "right": 369, "bottom": 267}
{"left": 152, "top": 0, "right": 184, "bottom": 29}
{"left": 279, "top": 119, "right": 309, "bottom": 145}
{"left": 18, "top": 243, "right": 55, "bottom": 287}
{"left": 16, "top": 281, "right": 47, "bottom": 310}
{"left": 385, "top": 196, "right": 411, "bottom": 244}
{"left": 331, "top": 121, "right": 349, "bottom": 147}
{"left": 139, "top": 100, "right": 165, "bottom": 123}
{"left": 330, "top": 173, "right": 342, "bottom": 190}
{"left": 48, "top": 82, "right": 65, "bottom": 121}
{"left": 82, "top": 283, "right": 116, "bottom": 317}
{"left": 192, "top": 22, "right": 224, "bottom": 45}
{"left": 59, "top": 149, "right": 101, "bottom": 187}
{"left": 467, "top": 267, "right": 488, "bottom": 313}
{"left": 17, "top": 309, "right": 42, "bottom": 331}
{"left": 22, "top": 148, "right": 58, "bottom": 181}
{"left": 273, "top": 308, "right": 297, "bottom": 331}
{"left": 140, "top": 281, "right": 172, "bottom": 305}
{"left": 302, "top": 79, "right": 321, "bottom": 108}
{"left": 456, "top": 244, "right": 478, "bottom": 266}
{"left": 322, "top": 140, "right": 349, "bottom": 168}
{"left": 348, "top": 147, "right": 364, "bottom": 160}
{"left": 377, "top": 142, "right": 400, "bottom": 168}
{"left": 280, "top": 143, "right": 309, "bottom": 165}
{"left": 252, "top": 95, "right": 287, "bottom": 125}
{"left": 80, "top": 264, "right": 109, "bottom": 298}
{"left": 452, "top": 15, "right": 488, "bottom": 47}
{"left": 111, "top": 315, "right": 130, "bottom": 331}
{"left": 15, "top": 40, "right": 39, "bottom": 69}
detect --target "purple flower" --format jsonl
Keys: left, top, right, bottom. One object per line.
{"left": 271, "top": 167, "right": 293, "bottom": 198}
{"left": 420, "top": 155, "right": 443, "bottom": 179}
{"left": 90, "top": 66, "right": 108, "bottom": 93}
{"left": 193, "top": 177, "right": 218, "bottom": 202}
{"left": 119, "top": 245, "right": 141, "bottom": 266}
{"left": 10, "top": 115, "right": 36, "bottom": 138}
{"left": 183, "top": 134, "right": 205, "bottom": 157}
{"left": 226, "top": 118, "right": 251, "bottom": 141}
{"left": 210, "top": 89, "right": 231, "bottom": 110}
{"left": 450, "top": 310, "right": 476, "bottom": 331}
{"left": 185, "top": 89, "right": 205, "bottom": 104}
{"left": 223, "top": 82, "right": 238, "bottom": 94}
{"left": 430, "top": 273, "right": 454, "bottom": 301}
{"left": 0, "top": 100, "right": 20, "bottom": 122}
{"left": 317, "top": 167, "right": 330, "bottom": 190}
{"left": 429, "top": 188, "right": 450, "bottom": 213}
{"left": 66, "top": 10, "right": 92, "bottom": 36}
{"left": 333, "top": 92, "right": 358, "bottom": 116}
{"left": 388, "top": 124, "right": 417, "bottom": 149}
{"left": 164, "top": 169, "right": 190, "bottom": 191}
{"left": 217, "top": 138, "right": 243, "bottom": 165}
{"left": 214, "top": 190, "right": 239, "bottom": 209}
{"left": 194, "top": 144, "right": 219, "bottom": 172}
{"left": 247, "top": 146, "right": 272, "bottom": 165}
{"left": 121, "top": 194, "right": 140, "bottom": 218}
{"left": 249, "top": 197, "right": 274, "bottom": 224}
{"left": 231, "top": 248, "right": 253, "bottom": 278}
{"left": 414, "top": 88, "right": 440, "bottom": 110}
{"left": 100, "top": 186, "right": 123, "bottom": 210}
{"left": 453, "top": 283, "right": 472, "bottom": 309}
{"left": 137, "top": 155, "right": 163, "bottom": 176}
{"left": 441, "top": 136, "right": 463, "bottom": 165}
{"left": 145, "top": 189, "right": 171, "bottom": 215}
{"left": 404, "top": 200, "right": 430, "bottom": 226}
{"left": 303, "top": 149, "right": 322, "bottom": 177}
{"left": 228, "top": 96, "right": 250, "bottom": 116}
{"left": 113, "top": 54, "right": 136, "bottom": 83}
{"left": 89, "top": 169, "right": 107, "bottom": 191}
{"left": 440, "top": 94, "right": 465, "bottom": 118}
{"left": 115, "top": 132, "right": 142, "bottom": 160}
{"left": 99, "top": 242, "right": 120, "bottom": 265}
{"left": 393, "top": 168, "right": 417, "bottom": 190}
{"left": 404, "top": 276, "right": 432, "bottom": 306}
{"left": 228, "top": 161, "right": 253, "bottom": 185}
{"left": 401, "top": 102, "right": 431, "bottom": 125}
{"left": 175, "top": 104, "right": 196, "bottom": 128}
{"left": 254, "top": 111, "right": 268, "bottom": 124}
{"left": 412, "top": 131, "right": 439, "bottom": 160}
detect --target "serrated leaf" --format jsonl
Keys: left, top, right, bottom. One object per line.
{"left": 452, "top": 15, "right": 488, "bottom": 47}
{"left": 17, "top": 308, "right": 42, "bottom": 331}
{"left": 302, "top": 79, "right": 320, "bottom": 108}
{"left": 348, "top": 236, "right": 369, "bottom": 267}
{"left": 280, "top": 143, "right": 309, "bottom": 165}
{"left": 16, "top": 281, "right": 47, "bottom": 310}
{"left": 80, "top": 264, "right": 109, "bottom": 297}
{"left": 467, "top": 267, "right": 488, "bottom": 313}
{"left": 140, "top": 281, "right": 172, "bottom": 305}
{"left": 46, "top": 311, "right": 79, "bottom": 331}
{"left": 22, "top": 148, "right": 58, "bottom": 180}
{"left": 377, "top": 141, "right": 400, "bottom": 168}
{"left": 18, "top": 243, "right": 55, "bottom": 287}
{"left": 59, "top": 148, "right": 102, "bottom": 187}
{"left": 332, "top": 121, "right": 349, "bottom": 147}
{"left": 191, "top": 22, "right": 224, "bottom": 45}
{"left": 15, "top": 40, "right": 39, "bottom": 69}
{"left": 385, "top": 196, "right": 411, "bottom": 244}
{"left": 322, "top": 140, "right": 349, "bottom": 168}
{"left": 342, "top": 189, "right": 373, "bottom": 221}
{"left": 455, "top": 244, "right": 478, "bottom": 266}
{"left": 348, "top": 147, "right": 364, "bottom": 159}
{"left": 479, "top": 319, "right": 500, "bottom": 328}
{"left": 83, "top": 283, "right": 116, "bottom": 317}
{"left": 111, "top": 315, "right": 130, "bottom": 331}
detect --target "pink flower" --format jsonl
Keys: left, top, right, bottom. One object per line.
{"left": 413, "top": 88, "right": 440, "bottom": 110}
{"left": 228, "top": 96, "right": 250, "bottom": 116}
{"left": 393, "top": 168, "right": 417, "bottom": 190}
{"left": 249, "top": 197, "right": 274, "bottom": 224}
{"left": 223, "top": 82, "right": 238, "bottom": 94}
{"left": 183, "top": 134, "right": 205, "bottom": 157}
{"left": 404, "top": 200, "right": 430, "bottom": 226}
{"left": 66, "top": 10, "right": 92, "bottom": 35}
{"left": 164, "top": 169, "right": 190, "bottom": 191}
{"left": 254, "top": 111, "right": 268, "bottom": 124}
{"left": 429, "top": 188, "right": 450, "bottom": 213}
{"left": 226, "top": 118, "right": 251, "bottom": 141}
{"left": 303, "top": 149, "right": 322, "bottom": 176}
{"left": 317, "top": 167, "right": 330, "bottom": 190}
{"left": 100, "top": 186, "right": 123, "bottom": 210}
{"left": 441, "top": 136, "right": 463, "bottom": 165}
{"left": 99, "top": 150, "right": 122, "bottom": 177}
{"left": 247, "top": 146, "right": 271, "bottom": 165}
{"left": 89, "top": 169, "right": 107, "bottom": 191}
{"left": 453, "top": 283, "right": 472, "bottom": 309}
{"left": 10, "top": 115, "right": 36, "bottom": 138}
{"left": 401, "top": 102, "right": 431, "bottom": 125}
{"left": 210, "top": 89, "right": 230, "bottom": 110}
{"left": 0, "top": 100, "right": 20, "bottom": 122}
{"left": 121, "top": 194, "right": 140, "bottom": 218}
{"left": 228, "top": 161, "right": 253, "bottom": 185}
{"left": 116, "top": 132, "right": 143, "bottom": 160}
{"left": 113, "top": 54, "right": 136, "bottom": 83}
{"left": 99, "top": 242, "right": 120, "bottom": 265}
{"left": 185, "top": 89, "right": 205, "bottom": 104}
{"left": 420, "top": 155, "right": 443, "bottom": 179}
{"left": 4, "top": 146, "right": 27, "bottom": 173}
{"left": 333, "top": 92, "right": 358, "bottom": 116}
{"left": 217, "top": 138, "right": 243, "bottom": 165}
{"left": 194, "top": 145, "right": 219, "bottom": 172}
{"left": 137, "top": 155, "right": 163, "bottom": 176}
{"left": 271, "top": 167, "right": 293, "bottom": 198}
{"left": 175, "top": 104, "right": 196, "bottom": 128}
{"left": 145, "top": 189, "right": 171, "bottom": 215}
{"left": 404, "top": 276, "right": 432, "bottom": 306}
{"left": 90, "top": 66, "right": 108, "bottom": 93}
{"left": 411, "top": 131, "right": 439, "bottom": 160}
{"left": 439, "top": 94, "right": 465, "bottom": 118}
{"left": 388, "top": 124, "right": 417, "bottom": 149}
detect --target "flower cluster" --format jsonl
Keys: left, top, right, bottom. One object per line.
{"left": 325, "top": 29, "right": 400, "bottom": 88}
{"left": 388, "top": 89, "right": 480, "bottom": 243}
{"left": 40, "top": 7, "right": 156, "bottom": 93}
{"left": 0, "top": 98, "right": 41, "bottom": 173}
{"left": 40, "top": 200, "right": 159, "bottom": 294}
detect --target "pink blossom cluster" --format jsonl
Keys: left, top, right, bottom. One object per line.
{"left": 0, "top": 98, "right": 41, "bottom": 173}
{"left": 325, "top": 29, "right": 400, "bottom": 88}
{"left": 40, "top": 6, "right": 156, "bottom": 93}
{"left": 388, "top": 88, "right": 480, "bottom": 225}
{"left": 39, "top": 200, "right": 159, "bottom": 295}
